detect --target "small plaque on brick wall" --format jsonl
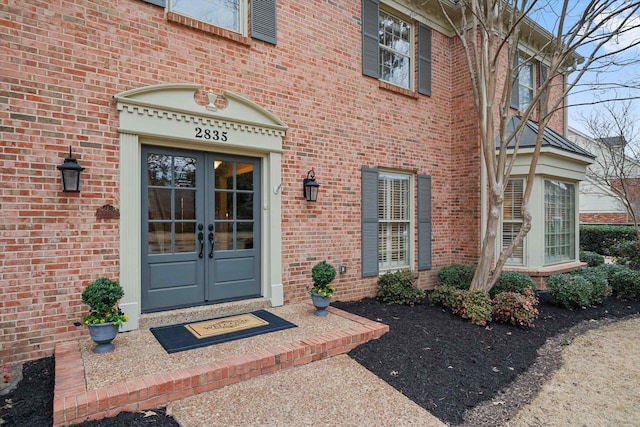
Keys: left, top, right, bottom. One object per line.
{"left": 96, "top": 204, "right": 120, "bottom": 220}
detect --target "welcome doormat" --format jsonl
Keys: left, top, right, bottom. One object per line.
{"left": 150, "top": 310, "right": 297, "bottom": 354}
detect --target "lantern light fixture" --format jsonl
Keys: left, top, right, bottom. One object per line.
{"left": 303, "top": 169, "right": 320, "bottom": 202}
{"left": 57, "top": 146, "right": 85, "bottom": 193}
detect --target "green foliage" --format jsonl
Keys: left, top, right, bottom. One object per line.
{"left": 81, "top": 277, "right": 128, "bottom": 326}
{"left": 490, "top": 271, "right": 536, "bottom": 298}
{"left": 454, "top": 291, "right": 493, "bottom": 326}
{"left": 376, "top": 269, "right": 426, "bottom": 305}
{"left": 311, "top": 261, "right": 336, "bottom": 286}
{"left": 309, "top": 261, "right": 337, "bottom": 297}
{"left": 579, "top": 250, "right": 605, "bottom": 267}
{"left": 492, "top": 289, "right": 539, "bottom": 328}
{"left": 429, "top": 285, "right": 464, "bottom": 311}
{"left": 572, "top": 267, "right": 611, "bottom": 304}
{"left": 610, "top": 240, "right": 640, "bottom": 270}
{"left": 595, "top": 263, "right": 628, "bottom": 284}
{"left": 431, "top": 285, "right": 540, "bottom": 328}
{"left": 580, "top": 225, "right": 636, "bottom": 255}
{"left": 430, "top": 286, "right": 492, "bottom": 326}
{"left": 436, "top": 264, "right": 475, "bottom": 290}
{"left": 610, "top": 268, "right": 640, "bottom": 300}
{"left": 547, "top": 274, "right": 593, "bottom": 308}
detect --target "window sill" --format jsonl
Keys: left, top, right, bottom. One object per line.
{"left": 379, "top": 81, "right": 419, "bottom": 99}
{"left": 167, "top": 12, "right": 251, "bottom": 46}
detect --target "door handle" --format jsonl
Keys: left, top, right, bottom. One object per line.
{"left": 197, "top": 231, "right": 204, "bottom": 258}
{"left": 208, "top": 231, "right": 214, "bottom": 258}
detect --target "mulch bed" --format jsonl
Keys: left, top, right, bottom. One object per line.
{"left": 2, "top": 293, "right": 639, "bottom": 426}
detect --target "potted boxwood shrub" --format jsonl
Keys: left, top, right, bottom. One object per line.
{"left": 80, "top": 277, "right": 128, "bottom": 353}
{"left": 307, "top": 261, "right": 336, "bottom": 316}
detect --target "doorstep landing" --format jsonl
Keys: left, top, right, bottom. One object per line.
{"left": 52, "top": 304, "right": 388, "bottom": 426}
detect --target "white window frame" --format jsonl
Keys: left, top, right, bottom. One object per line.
{"left": 378, "top": 171, "right": 413, "bottom": 271}
{"left": 378, "top": 8, "right": 413, "bottom": 90}
{"left": 502, "top": 178, "right": 526, "bottom": 265}
{"left": 517, "top": 54, "right": 535, "bottom": 112}
{"left": 544, "top": 179, "right": 576, "bottom": 265}
{"left": 167, "top": 0, "right": 247, "bottom": 36}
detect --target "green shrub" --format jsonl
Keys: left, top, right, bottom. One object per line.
{"left": 489, "top": 271, "right": 536, "bottom": 298}
{"left": 429, "top": 285, "right": 464, "bottom": 311}
{"left": 377, "top": 269, "right": 426, "bottom": 305}
{"left": 610, "top": 268, "right": 640, "bottom": 300}
{"left": 572, "top": 267, "right": 611, "bottom": 304}
{"left": 452, "top": 291, "right": 493, "bottom": 326}
{"left": 579, "top": 250, "right": 605, "bottom": 267}
{"left": 311, "top": 261, "right": 336, "bottom": 286}
{"left": 595, "top": 263, "right": 628, "bottom": 283}
{"left": 610, "top": 240, "right": 640, "bottom": 270}
{"left": 436, "top": 264, "right": 475, "bottom": 290}
{"left": 580, "top": 225, "right": 636, "bottom": 255}
{"left": 547, "top": 274, "right": 593, "bottom": 308}
{"left": 492, "top": 289, "right": 539, "bottom": 328}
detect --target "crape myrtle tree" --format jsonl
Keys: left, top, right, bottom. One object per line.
{"left": 580, "top": 101, "right": 640, "bottom": 248}
{"left": 432, "top": 0, "right": 640, "bottom": 292}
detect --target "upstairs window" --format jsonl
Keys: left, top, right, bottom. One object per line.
{"left": 516, "top": 57, "right": 534, "bottom": 112}
{"left": 169, "top": 0, "right": 243, "bottom": 33}
{"left": 141, "top": 0, "right": 277, "bottom": 44}
{"left": 511, "top": 53, "right": 549, "bottom": 116}
{"left": 379, "top": 11, "right": 412, "bottom": 89}
{"left": 362, "top": 0, "right": 432, "bottom": 96}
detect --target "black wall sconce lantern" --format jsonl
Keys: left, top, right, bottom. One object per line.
{"left": 57, "top": 146, "right": 85, "bottom": 193}
{"left": 303, "top": 169, "right": 320, "bottom": 202}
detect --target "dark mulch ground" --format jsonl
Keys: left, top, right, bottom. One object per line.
{"left": 2, "top": 293, "right": 639, "bottom": 426}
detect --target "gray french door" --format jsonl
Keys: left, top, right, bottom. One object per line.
{"left": 141, "top": 146, "right": 261, "bottom": 312}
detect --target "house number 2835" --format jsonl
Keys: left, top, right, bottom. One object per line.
{"left": 195, "top": 127, "right": 228, "bottom": 142}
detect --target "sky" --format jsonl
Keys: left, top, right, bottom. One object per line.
{"left": 529, "top": 1, "right": 640, "bottom": 137}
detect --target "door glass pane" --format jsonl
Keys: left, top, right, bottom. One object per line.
{"left": 175, "top": 189, "right": 196, "bottom": 220}
{"left": 215, "top": 222, "right": 233, "bottom": 251}
{"left": 147, "top": 154, "right": 172, "bottom": 186}
{"left": 237, "top": 222, "right": 254, "bottom": 249}
{"left": 215, "top": 191, "right": 234, "bottom": 220}
{"left": 236, "top": 163, "right": 253, "bottom": 190}
{"left": 175, "top": 222, "right": 196, "bottom": 253}
{"left": 148, "top": 188, "right": 172, "bottom": 220}
{"left": 148, "top": 222, "right": 171, "bottom": 254}
{"left": 175, "top": 156, "right": 197, "bottom": 188}
{"left": 214, "top": 161, "right": 234, "bottom": 190}
{"left": 237, "top": 193, "right": 253, "bottom": 219}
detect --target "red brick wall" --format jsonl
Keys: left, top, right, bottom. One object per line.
{"left": 580, "top": 213, "right": 630, "bottom": 224}
{"left": 1, "top": 1, "right": 552, "bottom": 363}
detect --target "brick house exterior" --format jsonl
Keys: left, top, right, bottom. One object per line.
{"left": 568, "top": 127, "right": 640, "bottom": 225}
{"left": 1, "top": 0, "right": 577, "bottom": 364}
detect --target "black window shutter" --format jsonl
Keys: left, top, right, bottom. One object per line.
{"left": 362, "top": 0, "right": 379, "bottom": 78}
{"left": 252, "top": 0, "right": 277, "bottom": 45}
{"left": 141, "top": 0, "right": 165, "bottom": 6}
{"left": 510, "top": 54, "right": 520, "bottom": 109}
{"left": 538, "top": 63, "right": 548, "bottom": 117}
{"left": 418, "top": 23, "right": 432, "bottom": 96}
{"left": 361, "top": 167, "right": 379, "bottom": 277}
{"left": 417, "top": 174, "right": 432, "bottom": 270}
